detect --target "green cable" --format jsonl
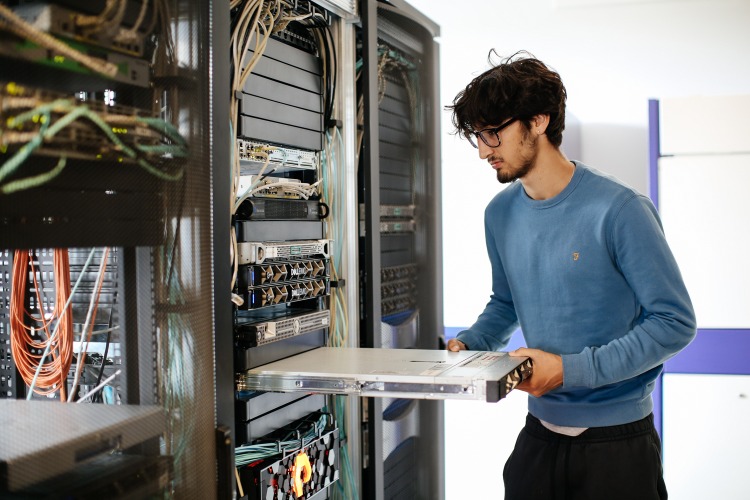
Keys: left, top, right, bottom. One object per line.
{"left": 138, "top": 116, "right": 188, "bottom": 146}
{"left": 5, "top": 98, "right": 73, "bottom": 127}
{"left": 1, "top": 99, "right": 187, "bottom": 192}
{"left": 0, "top": 104, "right": 55, "bottom": 183}
{"left": 137, "top": 144, "right": 189, "bottom": 157}
{"left": 1, "top": 156, "right": 66, "bottom": 194}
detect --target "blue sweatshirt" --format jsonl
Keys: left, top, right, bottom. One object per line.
{"left": 457, "top": 161, "right": 696, "bottom": 427}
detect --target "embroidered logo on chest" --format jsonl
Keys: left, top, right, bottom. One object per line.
{"left": 572, "top": 252, "right": 580, "bottom": 261}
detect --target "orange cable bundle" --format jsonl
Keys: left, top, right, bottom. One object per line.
{"left": 9, "top": 249, "right": 73, "bottom": 399}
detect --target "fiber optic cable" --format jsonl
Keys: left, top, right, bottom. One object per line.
{"left": 21, "top": 247, "right": 96, "bottom": 398}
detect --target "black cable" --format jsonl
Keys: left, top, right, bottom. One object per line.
{"left": 304, "top": 16, "right": 336, "bottom": 128}
{"left": 324, "top": 22, "right": 336, "bottom": 126}
{"left": 92, "top": 320, "right": 113, "bottom": 403}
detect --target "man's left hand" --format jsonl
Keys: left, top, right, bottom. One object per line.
{"left": 509, "top": 347, "right": 563, "bottom": 397}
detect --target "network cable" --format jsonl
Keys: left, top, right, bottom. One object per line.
{"left": 235, "top": 412, "right": 330, "bottom": 467}
{"left": 0, "top": 94, "right": 187, "bottom": 193}
{"left": 0, "top": 4, "right": 118, "bottom": 78}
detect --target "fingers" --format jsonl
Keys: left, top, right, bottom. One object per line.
{"left": 509, "top": 348, "right": 563, "bottom": 397}
{"left": 509, "top": 347, "right": 530, "bottom": 357}
{"left": 446, "top": 339, "right": 466, "bottom": 352}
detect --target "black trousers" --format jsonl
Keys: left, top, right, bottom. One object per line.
{"left": 503, "top": 413, "right": 667, "bottom": 500}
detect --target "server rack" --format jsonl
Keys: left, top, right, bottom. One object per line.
{"left": 0, "top": 1, "right": 444, "bottom": 498}
{"left": 1, "top": 1, "right": 223, "bottom": 498}
{"left": 225, "top": 2, "right": 361, "bottom": 499}
{"left": 358, "top": 2, "right": 443, "bottom": 499}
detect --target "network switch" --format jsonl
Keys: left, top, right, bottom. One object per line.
{"left": 237, "top": 140, "right": 319, "bottom": 175}
{"left": 11, "top": 2, "right": 156, "bottom": 58}
{"left": 0, "top": 82, "right": 165, "bottom": 162}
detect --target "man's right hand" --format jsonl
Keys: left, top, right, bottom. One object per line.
{"left": 446, "top": 339, "right": 467, "bottom": 352}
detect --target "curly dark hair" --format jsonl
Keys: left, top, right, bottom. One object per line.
{"left": 447, "top": 51, "right": 567, "bottom": 147}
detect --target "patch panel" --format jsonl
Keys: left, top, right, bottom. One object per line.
{"left": 237, "top": 139, "right": 319, "bottom": 175}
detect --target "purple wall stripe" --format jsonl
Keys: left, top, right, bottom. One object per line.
{"left": 665, "top": 328, "right": 750, "bottom": 375}
{"left": 648, "top": 99, "right": 660, "bottom": 209}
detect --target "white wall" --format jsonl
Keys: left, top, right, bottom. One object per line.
{"left": 408, "top": 0, "right": 750, "bottom": 329}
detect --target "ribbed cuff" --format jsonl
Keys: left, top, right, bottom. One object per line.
{"left": 561, "top": 352, "right": 590, "bottom": 388}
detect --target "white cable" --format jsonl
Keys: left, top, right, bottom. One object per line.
{"left": 0, "top": 4, "right": 119, "bottom": 78}
{"left": 67, "top": 248, "right": 110, "bottom": 402}
{"left": 76, "top": 369, "right": 121, "bottom": 403}
{"left": 116, "top": 0, "right": 150, "bottom": 42}
{"left": 77, "top": 0, "right": 127, "bottom": 37}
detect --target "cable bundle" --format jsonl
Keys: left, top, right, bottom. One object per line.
{"left": 9, "top": 249, "right": 73, "bottom": 399}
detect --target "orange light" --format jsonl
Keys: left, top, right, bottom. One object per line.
{"left": 290, "top": 451, "right": 312, "bottom": 498}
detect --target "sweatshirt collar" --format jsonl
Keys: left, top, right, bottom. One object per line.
{"left": 518, "top": 160, "right": 585, "bottom": 209}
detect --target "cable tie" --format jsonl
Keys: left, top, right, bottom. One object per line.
{"left": 326, "top": 118, "right": 342, "bottom": 129}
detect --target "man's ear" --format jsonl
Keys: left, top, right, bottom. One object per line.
{"left": 532, "top": 114, "right": 550, "bottom": 135}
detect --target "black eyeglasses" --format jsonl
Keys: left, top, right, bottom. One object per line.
{"left": 466, "top": 118, "right": 518, "bottom": 148}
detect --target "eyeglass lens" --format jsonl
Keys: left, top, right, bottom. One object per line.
{"left": 467, "top": 118, "right": 517, "bottom": 148}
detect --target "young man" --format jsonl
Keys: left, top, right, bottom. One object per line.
{"left": 445, "top": 53, "right": 696, "bottom": 499}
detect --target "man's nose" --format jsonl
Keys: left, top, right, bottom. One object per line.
{"left": 477, "top": 140, "right": 493, "bottom": 160}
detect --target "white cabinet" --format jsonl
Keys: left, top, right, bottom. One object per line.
{"left": 662, "top": 373, "right": 750, "bottom": 500}
{"left": 660, "top": 95, "right": 750, "bottom": 155}
{"left": 658, "top": 154, "right": 750, "bottom": 328}
{"left": 657, "top": 95, "right": 750, "bottom": 500}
